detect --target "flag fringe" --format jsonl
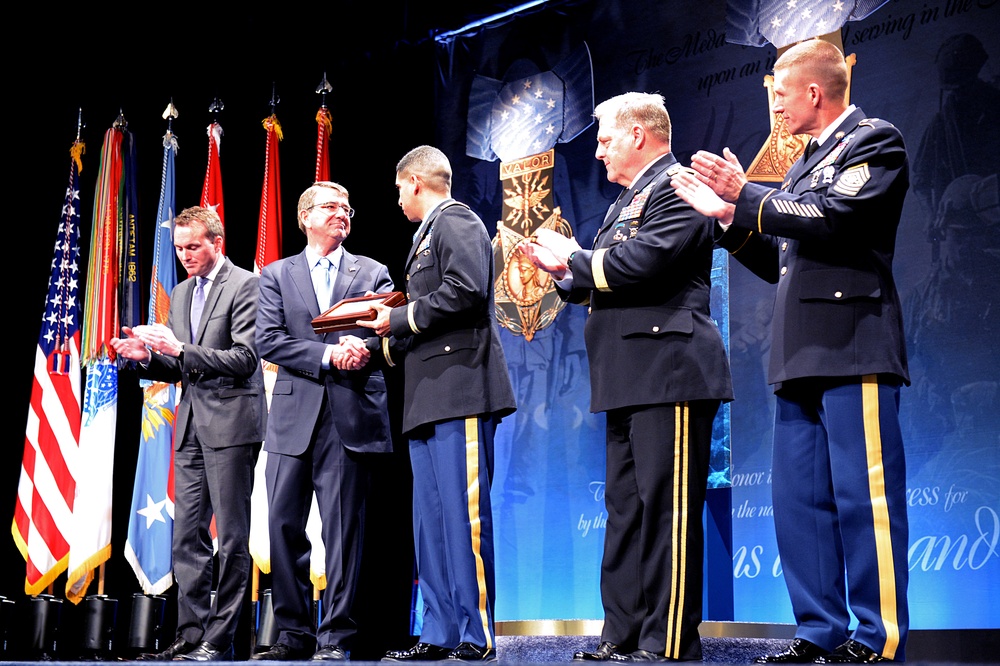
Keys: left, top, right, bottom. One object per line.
{"left": 65, "top": 542, "right": 112, "bottom": 604}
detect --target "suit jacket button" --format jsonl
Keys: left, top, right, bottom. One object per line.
{"left": 780, "top": 266, "right": 787, "bottom": 275}
{"left": 834, "top": 291, "right": 843, "bottom": 299}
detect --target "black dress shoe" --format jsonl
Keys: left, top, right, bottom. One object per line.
{"left": 609, "top": 650, "right": 668, "bottom": 662}
{"left": 754, "top": 639, "right": 827, "bottom": 664}
{"left": 312, "top": 645, "right": 349, "bottom": 661}
{"left": 176, "top": 642, "right": 233, "bottom": 661}
{"left": 447, "top": 643, "right": 497, "bottom": 662}
{"left": 813, "top": 640, "right": 884, "bottom": 664}
{"left": 138, "top": 636, "right": 195, "bottom": 660}
{"left": 573, "top": 642, "right": 620, "bottom": 661}
{"left": 251, "top": 643, "right": 314, "bottom": 661}
{"left": 383, "top": 642, "right": 453, "bottom": 661}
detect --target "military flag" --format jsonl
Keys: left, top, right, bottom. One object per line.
{"left": 249, "top": 111, "right": 284, "bottom": 574}
{"left": 315, "top": 107, "right": 332, "bottom": 183}
{"left": 201, "top": 118, "right": 225, "bottom": 252}
{"left": 123, "top": 107, "right": 180, "bottom": 595}
{"left": 119, "top": 129, "right": 143, "bottom": 366}
{"left": 315, "top": 73, "right": 333, "bottom": 182}
{"left": 255, "top": 114, "right": 283, "bottom": 273}
{"left": 12, "top": 137, "right": 85, "bottom": 595}
{"left": 69, "top": 120, "right": 128, "bottom": 603}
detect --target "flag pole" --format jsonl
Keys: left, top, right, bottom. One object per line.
{"left": 315, "top": 72, "right": 333, "bottom": 183}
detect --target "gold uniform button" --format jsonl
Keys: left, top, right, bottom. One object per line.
{"left": 444, "top": 345, "right": 452, "bottom": 352}
{"left": 781, "top": 242, "right": 788, "bottom": 251}
{"left": 834, "top": 291, "right": 843, "bottom": 299}
{"left": 652, "top": 326, "right": 660, "bottom": 333}
{"left": 780, "top": 266, "right": 787, "bottom": 276}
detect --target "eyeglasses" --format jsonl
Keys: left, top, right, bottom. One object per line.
{"left": 309, "top": 202, "right": 355, "bottom": 218}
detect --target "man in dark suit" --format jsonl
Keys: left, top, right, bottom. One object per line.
{"left": 521, "top": 93, "right": 733, "bottom": 663}
{"left": 111, "top": 206, "right": 266, "bottom": 661}
{"left": 358, "top": 145, "right": 516, "bottom": 663}
{"left": 250, "top": 182, "right": 394, "bottom": 662}
{"left": 671, "top": 38, "right": 910, "bottom": 664}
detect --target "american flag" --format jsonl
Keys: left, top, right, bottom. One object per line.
{"left": 12, "top": 140, "right": 84, "bottom": 594}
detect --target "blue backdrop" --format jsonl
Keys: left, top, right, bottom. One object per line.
{"left": 433, "top": 0, "right": 999, "bottom": 629}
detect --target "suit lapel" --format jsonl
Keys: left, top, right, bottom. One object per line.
{"left": 289, "top": 250, "right": 322, "bottom": 318}
{"left": 179, "top": 278, "right": 196, "bottom": 344}
{"left": 331, "top": 250, "right": 361, "bottom": 304}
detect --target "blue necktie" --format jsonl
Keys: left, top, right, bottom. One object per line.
{"left": 190, "top": 277, "right": 206, "bottom": 338}
{"left": 315, "top": 257, "right": 334, "bottom": 310}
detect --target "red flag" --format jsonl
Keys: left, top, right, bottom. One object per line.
{"left": 201, "top": 121, "right": 225, "bottom": 249}
{"left": 255, "top": 114, "right": 283, "bottom": 274}
{"left": 315, "top": 107, "right": 332, "bottom": 183}
{"left": 13, "top": 139, "right": 85, "bottom": 594}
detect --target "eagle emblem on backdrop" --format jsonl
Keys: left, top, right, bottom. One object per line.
{"left": 467, "top": 43, "right": 594, "bottom": 340}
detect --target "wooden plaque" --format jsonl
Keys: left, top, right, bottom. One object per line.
{"left": 310, "top": 291, "right": 406, "bottom": 333}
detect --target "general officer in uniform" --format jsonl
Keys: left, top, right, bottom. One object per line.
{"left": 522, "top": 91, "right": 733, "bottom": 663}
{"left": 672, "top": 38, "right": 910, "bottom": 664}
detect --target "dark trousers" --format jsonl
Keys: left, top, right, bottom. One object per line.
{"left": 600, "top": 400, "right": 719, "bottom": 661}
{"left": 173, "top": 435, "right": 254, "bottom": 648}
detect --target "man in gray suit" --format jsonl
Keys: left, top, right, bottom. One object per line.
{"left": 112, "top": 206, "right": 266, "bottom": 661}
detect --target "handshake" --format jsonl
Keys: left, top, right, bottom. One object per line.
{"left": 331, "top": 335, "right": 370, "bottom": 371}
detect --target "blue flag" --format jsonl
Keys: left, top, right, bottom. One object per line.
{"left": 123, "top": 127, "right": 179, "bottom": 594}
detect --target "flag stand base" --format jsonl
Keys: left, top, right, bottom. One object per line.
{"left": 76, "top": 594, "right": 117, "bottom": 659}
{"left": 17, "top": 593, "right": 62, "bottom": 660}
{"left": 129, "top": 593, "right": 167, "bottom": 655}
{"left": 0, "top": 596, "right": 16, "bottom": 658}
{"left": 254, "top": 589, "right": 279, "bottom": 652}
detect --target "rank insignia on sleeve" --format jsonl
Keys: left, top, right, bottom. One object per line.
{"left": 832, "top": 163, "right": 870, "bottom": 196}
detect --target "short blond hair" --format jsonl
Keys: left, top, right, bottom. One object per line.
{"left": 774, "top": 39, "right": 849, "bottom": 103}
{"left": 174, "top": 206, "right": 224, "bottom": 242}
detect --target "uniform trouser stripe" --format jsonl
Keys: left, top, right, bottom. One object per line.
{"left": 465, "top": 416, "right": 492, "bottom": 651}
{"left": 861, "top": 376, "right": 900, "bottom": 660}
{"left": 665, "top": 402, "right": 689, "bottom": 659}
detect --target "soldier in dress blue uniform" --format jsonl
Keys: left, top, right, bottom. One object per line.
{"left": 359, "top": 146, "right": 516, "bottom": 663}
{"left": 672, "top": 39, "right": 910, "bottom": 664}
{"left": 522, "top": 92, "right": 733, "bottom": 663}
